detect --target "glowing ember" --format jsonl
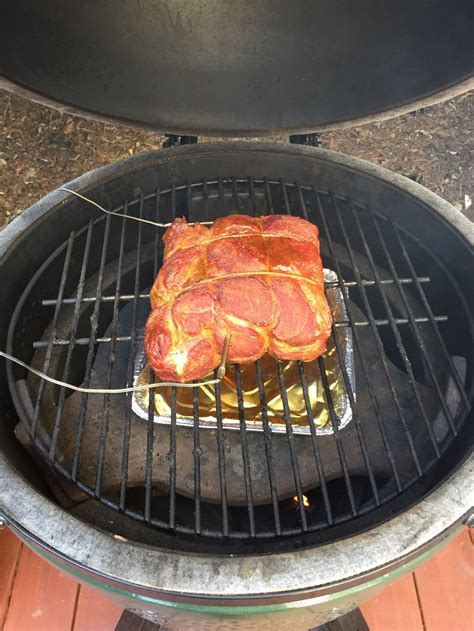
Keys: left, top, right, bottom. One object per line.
{"left": 293, "top": 494, "right": 311, "bottom": 509}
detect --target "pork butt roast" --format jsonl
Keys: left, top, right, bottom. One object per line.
{"left": 145, "top": 215, "right": 332, "bottom": 382}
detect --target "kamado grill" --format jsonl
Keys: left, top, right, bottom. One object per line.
{"left": 0, "top": 2, "right": 473, "bottom": 630}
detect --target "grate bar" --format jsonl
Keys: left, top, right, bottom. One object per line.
{"left": 153, "top": 187, "right": 162, "bottom": 278}
{"left": 218, "top": 177, "right": 225, "bottom": 215}
{"left": 231, "top": 178, "right": 240, "bottom": 213}
{"left": 31, "top": 315, "right": 449, "bottom": 348}
{"left": 391, "top": 220, "right": 471, "bottom": 412}
{"left": 234, "top": 365, "right": 257, "bottom": 536}
{"left": 369, "top": 210, "right": 458, "bottom": 437}
{"left": 255, "top": 360, "right": 282, "bottom": 535}
{"left": 168, "top": 190, "right": 178, "bottom": 531}
{"left": 350, "top": 202, "right": 441, "bottom": 458}
{"left": 201, "top": 179, "right": 209, "bottom": 221}
{"left": 138, "top": 196, "right": 154, "bottom": 519}
{"left": 142, "top": 189, "right": 161, "bottom": 517}
{"left": 327, "top": 278, "right": 431, "bottom": 287}
{"left": 297, "top": 362, "right": 334, "bottom": 524}
{"left": 49, "top": 221, "right": 94, "bottom": 460}
{"left": 31, "top": 231, "right": 75, "bottom": 440}
{"left": 209, "top": 181, "right": 229, "bottom": 536}
{"left": 264, "top": 177, "right": 275, "bottom": 215}
{"left": 330, "top": 194, "right": 423, "bottom": 475}
{"left": 94, "top": 203, "right": 129, "bottom": 496}
{"left": 319, "top": 356, "right": 358, "bottom": 516}
{"left": 33, "top": 335, "right": 143, "bottom": 348}
{"left": 193, "top": 386, "right": 202, "bottom": 534}
{"left": 249, "top": 177, "right": 257, "bottom": 214}
{"left": 281, "top": 178, "right": 292, "bottom": 215}
{"left": 120, "top": 194, "right": 146, "bottom": 512}
{"left": 276, "top": 362, "right": 308, "bottom": 530}
{"left": 168, "top": 387, "right": 178, "bottom": 529}
{"left": 214, "top": 372, "right": 229, "bottom": 536}
{"left": 40, "top": 277, "right": 432, "bottom": 306}
{"left": 145, "top": 368, "right": 155, "bottom": 521}
{"left": 71, "top": 215, "right": 112, "bottom": 481}
{"left": 334, "top": 316, "right": 448, "bottom": 327}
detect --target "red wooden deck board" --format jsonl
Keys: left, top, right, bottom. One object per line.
{"left": 3, "top": 544, "right": 80, "bottom": 631}
{"left": 413, "top": 528, "right": 473, "bottom": 631}
{"left": 361, "top": 573, "right": 424, "bottom": 631}
{"left": 73, "top": 585, "right": 123, "bottom": 631}
{"left": 0, "top": 529, "right": 23, "bottom": 628}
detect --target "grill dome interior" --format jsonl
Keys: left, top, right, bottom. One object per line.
{"left": 1, "top": 1, "right": 473, "bottom": 134}
{"left": 1, "top": 144, "right": 472, "bottom": 554}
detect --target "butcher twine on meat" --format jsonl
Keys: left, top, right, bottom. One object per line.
{"left": 145, "top": 214, "right": 332, "bottom": 382}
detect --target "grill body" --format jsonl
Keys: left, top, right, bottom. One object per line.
{"left": 0, "top": 143, "right": 473, "bottom": 629}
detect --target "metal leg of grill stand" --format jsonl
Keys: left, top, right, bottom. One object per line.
{"left": 312, "top": 607, "right": 369, "bottom": 631}
{"left": 115, "top": 607, "right": 369, "bottom": 631}
{"left": 115, "top": 610, "right": 166, "bottom": 631}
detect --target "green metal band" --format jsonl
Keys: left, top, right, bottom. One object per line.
{"left": 30, "top": 529, "right": 458, "bottom": 617}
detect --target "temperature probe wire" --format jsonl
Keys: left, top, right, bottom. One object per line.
{"left": 0, "top": 336, "right": 230, "bottom": 394}
{"left": 1, "top": 189, "right": 231, "bottom": 394}
{"left": 59, "top": 188, "right": 215, "bottom": 227}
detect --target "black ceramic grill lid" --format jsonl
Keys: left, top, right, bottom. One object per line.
{"left": 0, "top": 0, "right": 473, "bottom": 135}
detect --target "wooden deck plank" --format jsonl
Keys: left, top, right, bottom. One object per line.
{"left": 413, "top": 528, "right": 473, "bottom": 631}
{"left": 361, "top": 573, "right": 423, "bottom": 631}
{"left": 3, "top": 545, "right": 80, "bottom": 631}
{"left": 0, "top": 529, "right": 23, "bottom": 629}
{"left": 73, "top": 584, "right": 123, "bottom": 631}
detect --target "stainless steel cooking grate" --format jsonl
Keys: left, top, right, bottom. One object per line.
{"left": 6, "top": 177, "right": 471, "bottom": 543}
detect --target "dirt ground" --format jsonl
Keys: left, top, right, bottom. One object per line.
{"left": 0, "top": 89, "right": 472, "bottom": 228}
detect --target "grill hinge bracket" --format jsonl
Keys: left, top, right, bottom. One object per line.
{"left": 162, "top": 134, "right": 198, "bottom": 148}
{"left": 289, "top": 133, "right": 321, "bottom": 147}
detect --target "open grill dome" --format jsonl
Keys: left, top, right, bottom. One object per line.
{"left": 2, "top": 144, "right": 472, "bottom": 557}
{"left": 1, "top": 1, "right": 473, "bottom": 135}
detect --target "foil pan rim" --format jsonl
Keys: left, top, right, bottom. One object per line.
{"left": 132, "top": 269, "right": 355, "bottom": 435}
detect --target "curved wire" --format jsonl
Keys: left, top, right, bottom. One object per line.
{"left": 1, "top": 335, "right": 230, "bottom": 394}
{"left": 59, "top": 187, "right": 214, "bottom": 227}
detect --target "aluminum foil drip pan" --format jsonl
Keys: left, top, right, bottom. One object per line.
{"left": 132, "top": 269, "right": 354, "bottom": 434}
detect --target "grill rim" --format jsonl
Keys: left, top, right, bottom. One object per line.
{"left": 1, "top": 142, "right": 473, "bottom": 250}
{"left": 1, "top": 455, "right": 472, "bottom": 602}
{"left": 4, "top": 180, "right": 469, "bottom": 538}
{"left": 1, "top": 142, "right": 473, "bottom": 599}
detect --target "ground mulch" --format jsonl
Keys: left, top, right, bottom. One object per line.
{"left": 0, "top": 89, "right": 472, "bottom": 228}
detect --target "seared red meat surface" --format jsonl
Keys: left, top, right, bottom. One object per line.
{"left": 145, "top": 215, "right": 332, "bottom": 382}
